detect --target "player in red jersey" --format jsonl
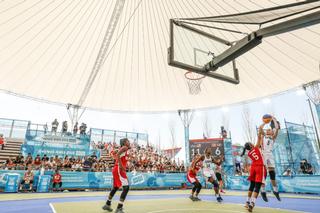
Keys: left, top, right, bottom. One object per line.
{"left": 187, "top": 154, "right": 205, "bottom": 201}
{"left": 103, "top": 138, "right": 130, "bottom": 213}
{"left": 241, "top": 123, "right": 266, "bottom": 212}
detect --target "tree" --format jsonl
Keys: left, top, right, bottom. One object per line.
{"left": 168, "top": 120, "right": 177, "bottom": 159}
{"left": 242, "top": 105, "right": 257, "bottom": 143}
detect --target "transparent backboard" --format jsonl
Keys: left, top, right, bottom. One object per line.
{"left": 168, "top": 20, "right": 239, "bottom": 84}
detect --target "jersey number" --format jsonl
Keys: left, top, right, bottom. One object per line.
{"left": 191, "top": 148, "right": 200, "bottom": 156}
{"left": 252, "top": 152, "right": 259, "bottom": 160}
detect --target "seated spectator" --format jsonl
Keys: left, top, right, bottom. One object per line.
{"left": 300, "top": 159, "right": 313, "bottom": 175}
{"left": 42, "top": 154, "right": 49, "bottom": 162}
{"left": 91, "top": 152, "right": 97, "bottom": 160}
{"left": 20, "top": 167, "right": 34, "bottom": 191}
{"left": 52, "top": 170, "right": 63, "bottom": 192}
{"left": 33, "top": 154, "right": 42, "bottom": 168}
{"left": 14, "top": 154, "right": 25, "bottom": 170}
{"left": 0, "top": 134, "right": 5, "bottom": 150}
{"left": 82, "top": 156, "right": 93, "bottom": 171}
{"left": 5, "top": 158, "right": 16, "bottom": 170}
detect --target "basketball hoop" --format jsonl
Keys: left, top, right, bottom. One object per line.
{"left": 185, "top": 71, "right": 205, "bottom": 95}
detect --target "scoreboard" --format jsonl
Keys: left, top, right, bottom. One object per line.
{"left": 189, "top": 138, "right": 224, "bottom": 160}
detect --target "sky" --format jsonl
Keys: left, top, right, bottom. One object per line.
{"left": 0, "top": 88, "right": 319, "bottom": 160}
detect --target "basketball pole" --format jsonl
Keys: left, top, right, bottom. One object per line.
{"left": 178, "top": 109, "right": 194, "bottom": 166}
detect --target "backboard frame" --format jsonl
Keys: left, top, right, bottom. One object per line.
{"left": 168, "top": 19, "right": 240, "bottom": 84}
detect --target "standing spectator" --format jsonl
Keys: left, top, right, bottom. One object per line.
{"left": 235, "top": 154, "right": 242, "bottom": 175}
{"left": 62, "top": 121, "right": 68, "bottom": 134}
{"left": 73, "top": 122, "right": 78, "bottom": 135}
{"left": 43, "top": 123, "right": 48, "bottom": 134}
{"left": 0, "top": 134, "right": 6, "bottom": 150}
{"left": 79, "top": 123, "right": 87, "bottom": 135}
{"left": 52, "top": 119, "right": 59, "bottom": 134}
{"left": 20, "top": 167, "right": 34, "bottom": 191}
{"left": 52, "top": 170, "right": 63, "bottom": 192}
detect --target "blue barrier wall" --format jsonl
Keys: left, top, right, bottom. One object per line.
{"left": 1, "top": 170, "right": 319, "bottom": 194}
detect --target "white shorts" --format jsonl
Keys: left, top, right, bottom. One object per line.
{"left": 203, "top": 169, "right": 216, "bottom": 180}
{"left": 263, "top": 152, "right": 275, "bottom": 168}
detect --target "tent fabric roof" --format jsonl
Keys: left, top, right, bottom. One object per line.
{"left": 0, "top": 0, "right": 319, "bottom": 112}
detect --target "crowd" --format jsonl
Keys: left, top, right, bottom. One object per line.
{"left": 1, "top": 142, "right": 185, "bottom": 173}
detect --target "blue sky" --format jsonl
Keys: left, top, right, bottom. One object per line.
{"left": 0, "top": 88, "right": 318, "bottom": 160}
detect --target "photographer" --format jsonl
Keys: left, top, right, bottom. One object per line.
{"left": 300, "top": 159, "right": 313, "bottom": 175}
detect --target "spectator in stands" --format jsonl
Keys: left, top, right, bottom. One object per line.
{"left": 52, "top": 119, "right": 59, "bottom": 134}
{"left": 79, "top": 123, "right": 87, "bottom": 135}
{"left": 42, "top": 154, "right": 49, "bottom": 162}
{"left": 52, "top": 169, "right": 63, "bottom": 192}
{"left": 91, "top": 152, "right": 98, "bottom": 160}
{"left": 33, "top": 154, "right": 42, "bottom": 168}
{"left": 283, "top": 168, "right": 292, "bottom": 176}
{"left": 62, "top": 121, "right": 68, "bottom": 134}
{"left": 82, "top": 156, "right": 93, "bottom": 171}
{"left": 73, "top": 122, "right": 78, "bottom": 135}
{"left": 300, "top": 159, "right": 313, "bottom": 175}
{"left": 0, "top": 134, "right": 6, "bottom": 150}
{"left": 43, "top": 123, "right": 48, "bottom": 134}
{"left": 25, "top": 153, "right": 33, "bottom": 166}
{"left": 235, "top": 154, "right": 242, "bottom": 175}
{"left": 5, "top": 158, "right": 15, "bottom": 170}
{"left": 20, "top": 166, "right": 34, "bottom": 191}
{"left": 14, "top": 154, "right": 25, "bottom": 170}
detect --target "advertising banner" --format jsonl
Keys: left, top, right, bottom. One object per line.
{"left": 37, "top": 175, "right": 51, "bottom": 192}
{"left": 5, "top": 174, "right": 20, "bottom": 192}
{"left": 1, "top": 170, "right": 319, "bottom": 194}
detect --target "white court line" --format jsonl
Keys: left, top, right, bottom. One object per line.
{"left": 49, "top": 203, "right": 57, "bottom": 213}
{"left": 147, "top": 208, "right": 245, "bottom": 213}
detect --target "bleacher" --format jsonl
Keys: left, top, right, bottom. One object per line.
{"left": 0, "top": 138, "right": 24, "bottom": 163}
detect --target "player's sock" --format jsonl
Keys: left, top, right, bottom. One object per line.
{"left": 273, "top": 186, "right": 278, "bottom": 192}
{"left": 117, "top": 201, "right": 123, "bottom": 209}
{"left": 261, "top": 186, "right": 266, "bottom": 192}
{"left": 247, "top": 197, "right": 251, "bottom": 202}
{"left": 251, "top": 197, "right": 256, "bottom": 204}
{"left": 106, "top": 200, "right": 111, "bottom": 205}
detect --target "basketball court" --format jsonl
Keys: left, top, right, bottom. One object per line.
{"left": 1, "top": 190, "right": 319, "bottom": 213}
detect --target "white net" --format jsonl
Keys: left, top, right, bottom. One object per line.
{"left": 185, "top": 72, "right": 205, "bottom": 95}
{"left": 305, "top": 80, "right": 320, "bottom": 104}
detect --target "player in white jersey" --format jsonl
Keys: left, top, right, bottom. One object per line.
{"left": 260, "top": 116, "right": 281, "bottom": 202}
{"left": 202, "top": 147, "right": 223, "bottom": 202}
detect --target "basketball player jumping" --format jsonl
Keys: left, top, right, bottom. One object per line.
{"left": 187, "top": 154, "right": 205, "bottom": 201}
{"left": 102, "top": 138, "right": 130, "bottom": 213}
{"left": 203, "top": 148, "right": 223, "bottom": 202}
{"left": 260, "top": 116, "right": 281, "bottom": 202}
{"left": 242, "top": 123, "right": 267, "bottom": 212}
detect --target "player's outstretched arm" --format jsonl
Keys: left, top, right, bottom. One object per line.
{"left": 256, "top": 123, "right": 265, "bottom": 148}
{"left": 272, "top": 116, "right": 280, "bottom": 141}
{"left": 117, "top": 146, "right": 128, "bottom": 171}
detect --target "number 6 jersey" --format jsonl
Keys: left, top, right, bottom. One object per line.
{"left": 248, "top": 147, "right": 264, "bottom": 166}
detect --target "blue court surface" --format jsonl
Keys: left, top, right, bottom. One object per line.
{"left": 0, "top": 190, "right": 319, "bottom": 213}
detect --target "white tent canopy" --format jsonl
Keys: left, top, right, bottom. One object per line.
{"left": 0, "top": 0, "right": 319, "bottom": 112}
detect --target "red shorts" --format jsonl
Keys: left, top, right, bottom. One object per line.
{"left": 248, "top": 165, "right": 266, "bottom": 184}
{"left": 187, "top": 171, "right": 199, "bottom": 184}
{"left": 112, "top": 166, "right": 128, "bottom": 188}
